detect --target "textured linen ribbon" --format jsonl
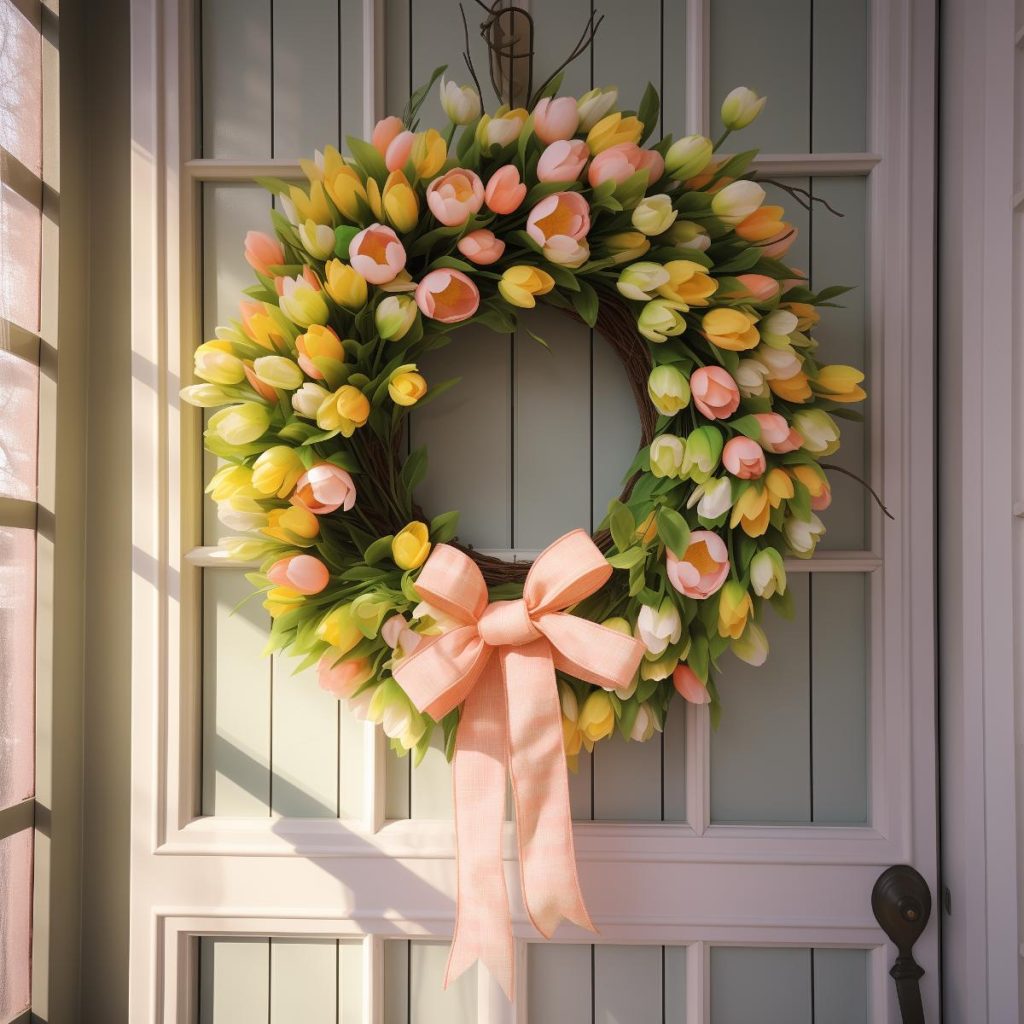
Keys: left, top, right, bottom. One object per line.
{"left": 393, "top": 529, "right": 645, "bottom": 997}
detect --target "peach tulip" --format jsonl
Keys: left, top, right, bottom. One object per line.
{"left": 293, "top": 463, "right": 357, "bottom": 514}
{"left": 587, "top": 142, "right": 663, "bottom": 188}
{"left": 384, "top": 129, "right": 415, "bottom": 171}
{"left": 732, "top": 273, "right": 780, "bottom": 302}
{"left": 349, "top": 224, "right": 406, "bottom": 285}
{"left": 425, "top": 168, "right": 485, "bottom": 225}
{"left": 533, "top": 95, "right": 580, "bottom": 143}
{"left": 722, "top": 436, "right": 767, "bottom": 479}
{"left": 755, "top": 413, "right": 803, "bottom": 454}
{"left": 536, "top": 139, "right": 589, "bottom": 183}
{"left": 415, "top": 268, "right": 480, "bottom": 323}
{"left": 372, "top": 115, "right": 404, "bottom": 156}
{"left": 485, "top": 165, "right": 527, "bottom": 214}
{"left": 761, "top": 226, "right": 798, "bottom": 259}
{"left": 242, "top": 361, "right": 277, "bottom": 401}
{"left": 526, "top": 191, "right": 590, "bottom": 247}
{"left": 457, "top": 229, "right": 505, "bottom": 265}
{"left": 673, "top": 664, "right": 710, "bottom": 704}
{"left": 244, "top": 231, "right": 285, "bottom": 276}
{"left": 690, "top": 366, "right": 740, "bottom": 420}
{"left": 318, "top": 653, "right": 374, "bottom": 698}
{"left": 666, "top": 530, "right": 730, "bottom": 600}
{"left": 267, "top": 553, "right": 330, "bottom": 595}
{"left": 296, "top": 324, "right": 345, "bottom": 380}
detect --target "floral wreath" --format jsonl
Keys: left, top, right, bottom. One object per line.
{"left": 186, "top": 70, "right": 866, "bottom": 764}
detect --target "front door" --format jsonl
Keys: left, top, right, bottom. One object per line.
{"left": 129, "top": 0, "right": 938, "bottom": 1019}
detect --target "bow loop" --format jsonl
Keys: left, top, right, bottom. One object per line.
{"left": 413, "top": 544, "right": 489, "bottom": 624}
{"left": 524, "top": 529, "right": 614, "bottom": 616}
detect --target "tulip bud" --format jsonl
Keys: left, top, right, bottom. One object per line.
{"left": 665, "top": 134, "right": 713, "bottom": 179}
{"left": 263, "top": 505, "right": 320, "bottom": 546}
{"left": 792, "top": 409, "right": 840, "bottom": 456}
{"left": 299, "top": 219, "right": 336, "bottom": 260}
{"left": 681, "top": 425, "right": 724, "bottom": 482}
{"left": 721, "top": 86, "right": 767, "bottom": 131}
{"left": 637, "top": 598, "right": 682, "bottom": 656}
{"left": 498, "top": 265, "right": 555, "bottom": 308}
{"left": 605, "top": 231, "right": 651, "bottom": 264}
{"left": 207, "top": 402, "right": 270, "bottom": 446}
{"left": 649, "top": 434, "right": 685, "bottom": 478}
{"left": 392, "top": 521, "right": 431, "bottom": 570}
{"left": 369, "top": 679, "right": 427, "bottom": 751}
{"left": 351, "top": 592, "right": 394, "bottom": 638}
{"left": 180, "top": 383, "right": 236, "bottom": 407}
{"left": 251, "top": 445, "right": 305, "bottom": 498}
{"left": 647, "top": 364, "right": 691, "bottom": 415}
{"left": 220, "top": 536, "right": 279, "bottom": 562}
{"left": 253, "top": 355, "right": 304, "bottom": 391}
{"left": 578, "top": 690, "right": 616, "bottom": 747}
{"left": 717, "top": 579, "right": 753, "bottom": 640}
{"left": 292, "top": 381, "right": 330, "bottom": 419}
{"left": 324, "top": 259, "right": 368, "bottom": 310}
{"left": 577, "top": 86, "right": 619, "bottom": 131}
{"left": 783, "top": 512, "right": 826, "bottom": 558}
{"left": 600, "top": 617, "right": 633, "bottom": 637}
{"left": 277, "top": 268, "right": 329, "bottom": 327}
{"left": 711, "top": 180, "right": 766, "bottom": 225}
{"left": 375, "top": 293, "right": 418, "bottom": 341}
{"left": 673, "top": 664, "right": 710, "bottom": 704}
{"left": 631, "top": 194, "right": 678, "bottom": 236}
{"left": 195, "top": 340, "right": 245, "bottom": 386}
{"left": 316, "top": 385, "right": 370, "bottom": 436}
{"left": 267, "top": 553, "right": 330, "bottom": 596}
{"left": 687, "top": 476, "right": 732, "bottom": 520}
{"left": 616, "top": 262, "right": 670, "bottom": 301}
{"left": 638, "top": 299, "right": 687, "bottom": 343}
{"left": 630, "top": 703, "right": 661, "bottom": 742}
{"left": 732, "top": 621, "right": 769, "bottom": 666}
{"left": 439, "top": 75, "right": 482, "bottom": 125}
{"left": 735, "top": 358, "right": 771, "bottom": 398}
{"left": 750, "top": 547, "right": 787, "bottom": 598}
{"left": 664, "top": 220, "right": 711, "bottom": 252}
{"left": 388, "top": 364, "right": 427, "bottom": 406}
{"left": 316, "top": 603, "right": 362, "bottom": 654}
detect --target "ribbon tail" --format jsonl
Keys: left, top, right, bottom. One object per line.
{"left": 445, "top": 656, "right": 515, "bottom": 999}
{"left": 503, "top": 642, "right": 597, "bottom": 940}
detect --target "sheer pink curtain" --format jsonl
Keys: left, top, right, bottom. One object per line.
{"left": 0, "top": 0, "right": 42, "bottom": 1017}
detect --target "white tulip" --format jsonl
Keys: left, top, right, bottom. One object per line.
{"left": 636, "top": 598, "right": 682, "bottom": 656}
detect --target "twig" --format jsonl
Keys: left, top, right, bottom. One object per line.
{"left": 756, "top": 177, "right": 845, "bottom": 218}
{"left": 820, "top": 463, "right": 895, "bottom": 520}
{"left": 458, "top": 4, "right": 486, "bottom": 102}
{"left": 528, "top": 9, "right": 604, "bottom": 107}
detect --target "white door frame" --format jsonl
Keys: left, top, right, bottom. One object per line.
{"left": 127, "top": 0, "right": 940, "bottom": 1019}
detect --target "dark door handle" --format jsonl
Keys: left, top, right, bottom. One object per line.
{"left": 871, "top": 865, "right": 931, "bottom": 1024}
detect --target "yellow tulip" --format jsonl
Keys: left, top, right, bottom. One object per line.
{"left": 769, "top": 371, "right": 812, "bottom": 403}
{"left": 586, "top": 112, "right": 643, "bottom": 154}
{"left": 253, "top": 355, "right": 304, "bottom": 390}
{"left": 207, "top": 402, "right": 270, "bottom": 446}
{"left": 284, "top": 181, "right": 332, "bottom": 226}
{"left": 316, "top": 385, "right": 370, "bottom": 437}
{"left": 251, "top": 445, "right": 305, "bottom": 498}
{"left": 717, "top": 580, "right": 753, "bottom": 640}
{"left": 657, "top": 260, "right": 718, "bottom": 307}
{"left": 262, "top": 505, "right": 320, "bottom": 546}
{"left": 317, "top": 603, "right": 363, "bottom": 654}
{"left": 498, "top": 265, "right": 555, "bottom": 308}
{"left": 323, "top": 162, "right": 369, "bottom": 223}
{"left": 578, "top": 690, "right": 616, "bottom": 749}
{"left": 729, "top": 484, "right": 771, "bottom": 537}
{"left": 323, "top": 259, "right": 368, "bottom": 310}
{"left": 264, "top": 586, "right": 305, "bottom": 618}
{"left": 702, "top": 308, "right": 760, "bottom": 351}
{"left": 205, "top": 464, "right": 259, "bottom": 503}
{"left": 765, "top": 467, "right": 795, "bottom": 507}
{"left": 411, "top": 129, "right": 447, "bottom": 177}
{"left": 388, "top": 365, "right": 428, "bottom": 407}
{"left": 194, "top": 339, "right": 245, "bottom": 385}
{"left": 392, "top": 521, "right": 431, "bottom": 570}
{"left": 476, "top": 106, "right": 529, "bottom": 148}
{"left": 381, "top": 170, "right": 419, "bottom": 233}
{"left": 605, "top": 230, "right": 651, "bottom": 263}
{"left": 814, "top": 364, "right": 866, "bottom": 403}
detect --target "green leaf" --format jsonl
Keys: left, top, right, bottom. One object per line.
{"left": 570, "top": 280, "right": 599, "bottom": 327}
{"left": 607, "top": 547, "right": 645, "bottom": 570}
{"left": 400, "top": 446, "right": 428, "bottom": 495}
{"left": 636, "top": 82, "right": 660, "bottom": 144}
{"left": 608, "top": 501, "right": 636, "bottom": 552}
{"left": 363, "top": 535, "right": 394, "bottom": 566}
{"left": 533, "top": 69, "right": 565, "bottom": 104}
{"left": 729, "top": 415, "right": 762, "bottom": 440}
{"left": 430, "top": 510, "right": 460, "bottom": 543}
{"left": 255, "top": 176, "right": 298, "bottom": 197}
{"left": 542, "top": 263, "right": 582, "bottom": 293}
{"left": 655, "top": 506, "right": 691, "bottom": 558}
{"left": 711, "top": 149, "right": 758, "bottom": 181}
{"left": 346, "top": 135, "right": 388, "bottom": 184}
{"left": 403, "top": 64, "right": 447, "bottom": 127}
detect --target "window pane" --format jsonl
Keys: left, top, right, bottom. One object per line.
{"left": 0, "top": 341, "right": 38, "bottom": 500}
{"left": 0, "top": 181, "right": 41, "bottom": 333}
{"left": 0, "top": 828, "right": 32, "bottom": 1020}
{"left": 0, "top": 0, "right": 42, "bottom": 175}
{"left": 0, "top": 525, "right": 34, "bottom": 809}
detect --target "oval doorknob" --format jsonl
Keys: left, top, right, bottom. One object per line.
{"left": 872, "top": 865, "right": 931, "bottom": 1023}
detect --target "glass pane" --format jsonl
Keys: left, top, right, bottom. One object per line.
{"left": 0, "top": 0, "right": 42, "bottom": 175}
{"left": 0, "top": 828, "right": 32, "bottom": 1020}
{"left": 0, "top": 341, "right": 39, "bottom": 500}
{"left": 0, "top": 525, "right": 35, "bottom": 809}
{"left": 0, "top": 180, "right": 41, "bottom": 333}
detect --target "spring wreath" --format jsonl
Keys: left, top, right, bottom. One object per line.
{"left": 183, "top": 64, "right": 865, "bottom": 992}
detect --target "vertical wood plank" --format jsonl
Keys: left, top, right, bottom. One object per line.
{"left": 339, "top": 0, "right": 367, "bottom": 136}
{"left": 662, "top": 945, "right": 688, "bottom": 1023}
{"left": 383, "top": 0, "right": 410, "bottom": 117}
{"left": 409, "top": 730, "right": 453, "bottom": 819}
{"left": 339, "top": 940, "right": 365, "bottom": 1023}
{"left": 384, "top": 750, "right": 411, "bottom": 820}
{"left": 526, "top": 943, "right": 591, "bottom": 1024}
{"left": 811, "top": 177, "right": 868, "bottom": 551}
{"left": 202, "top": 570, "right": 272, "bottom": 815}
{"left": 339, "top": 708, "right": 370, "bottom": 821}
{"left": 272, "top": 0, "right": 340, "bottom": 156}
{"left": 811, "top": 574, "right": 869, "bottom": 823}
{"left": 409, "top": 0, "right": 453, "bottom": 130}
{"left": 532, "top": 0, "right": 592, "bottom": 99}
{"left": 594, "top": 945, "right": 663, "bottom": 1024}
{"left": 201, "top": 0, "right": 272, "bottom": 158}
{"left": 513, "top": 307, "right": 592, "bottom": 550}
{"left": 709, "top": 0, "right": 811, "bottom": 153}
{"left": 661, "top": 1, "right": 687, "bottom": 134}
{"left": 813, "top": 949, "right": 869, "bottom": 1023}
{"left": 271, "top": 655, "right": 340, "bottom": 817}
{"left": 201, "top": 183, "right": 274, "bottom": 544}
{"left": 710, "top": 947, "right": 812, "bottom": 1024}
{"left": 409, "top": 942, "right": 476, "bottom": 1022}
{"left": 383, "top": 940, "right": 409, "bottom": 1024}
{"left": 710, "top": 576, "right": 811, "bottom": 823}
{"left": 811, "top": 0, "right": 868, "bottom": 152}
{"left": 592, "top": 0, "right": 662, "bottom": 114}
{"left": 411, "top": 328, "right": 512, "bottom": 551}
{"left": 662, "top": 701, "right": 687, "bottom": 822}
{"left": 270, "top": 938, "right": 338, "bottom": 1023}
{"left": 593, "top": 732, "right": 663, "bottom": 821}
{"left": 568, "top": 750, "right": 593, "bottom": 821}
{"left": 199, "top": 937, "right": 270, "bottom": 1024}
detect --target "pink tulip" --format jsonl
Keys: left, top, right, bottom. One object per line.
{"left": 372, "top": 115, "right": 404, "bottom": 156}
{"left": 244, "top": 231, "right": 285, "bottom": 276}
{"left": 243, "top": 360, "right": 277, "bottom": 401}
{"left": 415, "top": 268, "right": 480, "bottom": 323}
{"left": 267, "top": 554, "right": 330, "bottom": 595}
{"left": 811, "top": 481, "right": 832, "bottom": 512}
{"left": 666, "top": 530, "right": 730, "bottom": 600}
{"left": 533, "top": 96, "right": 580, "bottom": 143}
{"left": 384, "top": 130, "right": 416, "bottom": 172}
{"left": 587, "top": 142, "right": 663, "bottom": 188}
{"left": 381, "top": 614, "right": 423, "bottom": 657}
{"left": 755, "top": 413, "right": 803, "bottom": 454}
{"left": 293, "top": 462, "right": 357, "bottom": 514}
{"left": 691, "top": 366, "right": 741, "bottom": 420}
{"left": 734, "top": 274, "right": 780, "bottom": 302}
{"left": 349, "top": 224, "right": 406, "bottom": 284}
{"left": 526, "top": 191, "right": 591, "bottom": 246}
{"left": 484, "top": 165, "right": 527, "bottom": 214}
{"left": 318, "top": 653, "right": 374, "bottom": 698}
{"left": 722, "top": 436, "right": 767, "bottom": 479}
{"left": 673, "top": 664, "right": 711, "bottom": 705}
{"left": 457, "top": 228, "right": 505, "bottom": 265}
{"left": 761, "top": 226, "right": 798, "bottom": 259}
{"left": 425, "top": 168, "right": 485, "bottom": 226}
{"left": 542, "top": 235, "right": 590, "bottom": 269}
{"left": 536, "top": 139, "right": 589, "bottom": 182}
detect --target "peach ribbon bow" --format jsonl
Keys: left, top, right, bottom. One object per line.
{"left": 394, "top": 529, "right": 645, "bottom": 997}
